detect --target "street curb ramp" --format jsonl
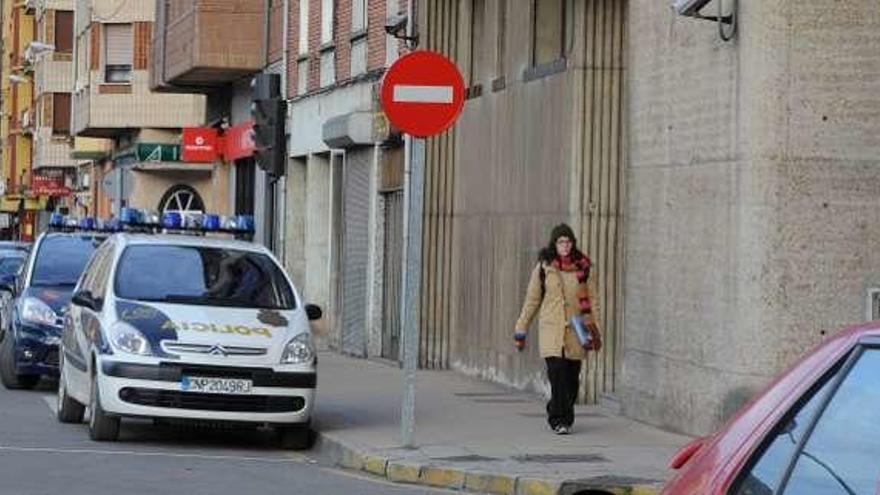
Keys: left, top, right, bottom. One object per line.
{"left": 311, "top": 431, "right": 662, "bottom": 495}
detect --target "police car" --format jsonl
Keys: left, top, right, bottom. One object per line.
{"left": 56, "top": 210, "right": 321, "bottom": 449}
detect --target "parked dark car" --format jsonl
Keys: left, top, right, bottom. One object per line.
{"left": 0, "top": 233, "right": 104, "bottom": 389}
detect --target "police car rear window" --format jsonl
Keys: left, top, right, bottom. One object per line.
{"left": 31, "top": 236, "right": 102, "bottom": 287}
{"left": 114, "top": 245, "right": 295, "bottom": 310}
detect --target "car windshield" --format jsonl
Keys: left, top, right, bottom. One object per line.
{"left": 0, "top": 255, "right": 24, "bottom": 276}
{"left": 31, "top": 235, "right": 103, "bottom": 287}
{"left": 114, "top": 245, "right": 295, "bottom": 310}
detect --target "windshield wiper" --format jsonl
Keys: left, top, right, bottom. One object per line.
{"left": 159, "top": 294, "right": 249, "bottom": 307}
{"left": 32, "top": 281, "right": 77, "bottom": 288}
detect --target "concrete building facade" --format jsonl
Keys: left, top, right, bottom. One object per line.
{"left": 622, "top": 0, "right": 880, "bottom": 435}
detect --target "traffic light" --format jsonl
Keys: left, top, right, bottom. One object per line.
{"left": 250, "top": 74, "right": 286, "bottom": 178}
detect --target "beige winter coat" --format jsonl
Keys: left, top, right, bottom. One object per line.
{"left": 515, "top": 262, "right": 600, "bottom": 359}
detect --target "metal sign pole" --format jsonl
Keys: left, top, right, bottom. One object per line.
{"left": 399, "top": 134, "right": 424, "bottom": 449}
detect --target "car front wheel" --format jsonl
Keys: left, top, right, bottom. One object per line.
{"left": 0, "top": 331, "right": 39, "bottom": 390}
{"left": 88, "top": 373, "right": 119, "bottom": 441}
{"left": 57, "top": 355, "right": 85, "bottom": 423}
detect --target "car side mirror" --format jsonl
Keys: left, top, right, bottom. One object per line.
{"left": 305, "top": 304, "right": 323, "bottom": 321}
{"left": 72, "top": 290, "right": 101, "bottom": 311}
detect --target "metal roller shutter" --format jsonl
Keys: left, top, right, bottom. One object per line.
{"left": 340, "top": 149, "right": 371, "bottom": 357}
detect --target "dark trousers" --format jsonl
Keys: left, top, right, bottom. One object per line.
{"left": 545, "top": 357, "right": 582, "bottom": 428}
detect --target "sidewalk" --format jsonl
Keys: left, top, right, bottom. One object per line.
{"left": 311, "top": 352, "right": 690, "bottom": 495}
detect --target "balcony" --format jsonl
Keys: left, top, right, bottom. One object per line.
{"left": 151, "top": 0, "right": 264, "bottom": 91}
{"left": 72, "top": 71, "right": 206, "bottom": 138}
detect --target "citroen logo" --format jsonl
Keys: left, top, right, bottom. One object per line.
{"left": 208, "top": 345, "right": 228, "bottom": 356}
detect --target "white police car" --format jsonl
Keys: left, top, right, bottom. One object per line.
{"left": 56, "top": 211, "right": 321, "bottom": 449}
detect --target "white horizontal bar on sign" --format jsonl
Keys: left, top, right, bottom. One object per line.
{"left": 393, "top": 85, "right": 454, "bottom": 104}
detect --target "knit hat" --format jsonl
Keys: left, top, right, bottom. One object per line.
{"left": 550, "top": 223, "right": 577, "bottom": 247}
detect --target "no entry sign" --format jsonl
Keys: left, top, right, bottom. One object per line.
{"left": 380, "top": 50, "right": 466, "bottom": 138}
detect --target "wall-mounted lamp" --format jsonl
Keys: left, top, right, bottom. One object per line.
{"left": 8, "top": 74, "right": 28, "bottom": 84}
{"left": 28, "top": 41, "right": 55, "bottom": 54}
{"left": 673, "top": 0, "right": 738, "bottom": 42}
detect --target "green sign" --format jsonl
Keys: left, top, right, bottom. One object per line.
{"left": 135, "top": 143, "right": 180, "bottom": 162}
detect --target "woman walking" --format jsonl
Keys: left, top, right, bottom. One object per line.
{"left": 514, "top": 223, "right": 600, "bottom": 434}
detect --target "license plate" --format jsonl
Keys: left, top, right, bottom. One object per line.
{"left": 181, "top": 376, "right": 252, "bottom": 395}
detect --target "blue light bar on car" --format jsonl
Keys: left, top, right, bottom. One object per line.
{"left": 46, "top": 208, "right": 255, "bottom": 238}
{"left": 203, "top": 214, "right": 221, "bottom": 231}
{"left": 79, "top": 217, "right": 96, "bottom": 230}
{"left": 162, "top": 212, "right": 182, "bottom": 229}
{"left": 49, "top": 212, "right": 64, "bottom": 227}
{"left": 119, "top": 207, "right": 143, "bottom": 225}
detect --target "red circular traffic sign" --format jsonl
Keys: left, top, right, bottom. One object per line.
{"left": 380, "top": 50, "right": 466, "bottom": 138}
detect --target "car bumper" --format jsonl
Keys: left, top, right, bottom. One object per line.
{"left": 97, "top": 360, "right": 315, "bottom": 425}
{"left": 14, "top": 324, "right": 61, "bottom": 376}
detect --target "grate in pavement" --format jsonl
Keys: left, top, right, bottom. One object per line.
{"left": 431, "top": 455, "right": 500, "bottom": 463}
{"left": 513, "top": 454, "right": 609, "bottom": 464}
{"left": 454, "top": 392, "right": 514, "bottom": 397}
{"left": 471, "top": 398, "right": 531, "bottom": 403}
{"left": 517, "top": 412, "right": 606, "bottom": 418}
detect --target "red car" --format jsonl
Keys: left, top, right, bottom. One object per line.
{"left": 662, "top": 323, "right": 880, "bottom": 494}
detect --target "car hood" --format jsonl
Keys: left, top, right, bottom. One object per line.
{"left": 24, "top": 286, "right": 74, "bottom": 314}
{"left": 114, "top": 299, "right": 301, "bottom": 353}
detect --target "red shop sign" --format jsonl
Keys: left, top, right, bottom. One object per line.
{"left": 222, "top": 121, "right": 256, "bottom": 162}
{"left": 32, "top": 172, "right": 71, "bottom": 197}
{"left": 182, "top": 127, "right": 219, "bottom": 163}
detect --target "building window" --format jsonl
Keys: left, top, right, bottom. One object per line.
{"left": 532, "top": 0, "right": 565, "bottom": 66}
{"left": 469, "top": 0, "right": 485, "bottom": 88}
{"left": 297, "top": 59, "right": 308, "bottom": 96}
{"left": 299, "top": 0, "right": 309, "bottom": 55}
{"left": 104, "top": 23, "right": 132, "bottom": 83}
{"left": 351, "top": 0, "right": 366, "bottom": 33}
{"left": 321, "top": 0, "right": 334, "bottom": 45}
{"left": 55, "top": 11, "right": 74, "bottom": 54}
{"left": 320, "top": 49, "right": 335, "bottom": 87}
{"left": 52, "top": 93, "right": 71, "bottom": 136}
{"left": 351, "top": 38, "right": 367, "bottom": 76}
{"left": 159, "top": 184, "right": 205, "bottom": 214}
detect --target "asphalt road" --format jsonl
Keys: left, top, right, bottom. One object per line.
{"left": 0, "top": 379, "right": 448, "bottom": 495}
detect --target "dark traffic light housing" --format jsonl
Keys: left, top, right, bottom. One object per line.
{"left": 250, "top": 74, "right": 286, "bottom": 178}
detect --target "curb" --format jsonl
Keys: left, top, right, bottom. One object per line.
{"left": 311, "top": 431, "right": 662, "bottom": 495}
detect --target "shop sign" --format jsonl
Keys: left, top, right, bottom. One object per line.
{"left": 32, "top": 171, "right": 71, "bottom": 197}
{"left": 182, "top": 128, "right": 219, "bottom": 163}
{"left": 222, "top": 121, "right": 256, "bottom": 162}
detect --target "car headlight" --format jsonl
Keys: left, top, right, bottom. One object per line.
{"left": 111, "top": 322, "right": 152, "bottom": 356}
{"left": 281, "top": 333, "right": 314, "bottom": 364}
{"left": 20, "top": 297, "right": 59, "bottom": 327}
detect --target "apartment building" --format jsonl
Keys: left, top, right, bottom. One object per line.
{"left": 151, "top": 0, "right": 286, "bottom": 248}
{"left": 0, "top": 0, "right": 41, "bottom": 240}
{"left": 72, "top": 0, "right": 208, "bottom": 218}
